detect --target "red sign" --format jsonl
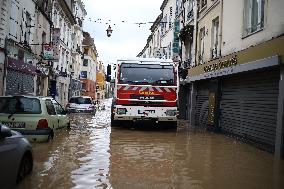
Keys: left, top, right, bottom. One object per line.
{"left": 43, "top": 44, "right": 54, "bottom": 60}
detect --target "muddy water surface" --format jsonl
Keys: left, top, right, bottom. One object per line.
{"left": 17, "top": 99, "right": 284, "bottom": 189}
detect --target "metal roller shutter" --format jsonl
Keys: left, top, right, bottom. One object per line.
{"left": 195, "top": 81, "right": 209, "bottom": 127}
{"left": 6, "top": 70, "right": 34, "bottom": 95}
{"left": 220, "top": 69, "right": 279, "bottom": 151}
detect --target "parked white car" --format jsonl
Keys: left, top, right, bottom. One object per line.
{"left": 0, "top": 96, "right": 70, "bottom": 142}
{"left": 66, "top": 96, "right": 96, "bottom": 114}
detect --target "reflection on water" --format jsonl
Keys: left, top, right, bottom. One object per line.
{"left": 17, "top": 99, "right": 284, "bottom": 189}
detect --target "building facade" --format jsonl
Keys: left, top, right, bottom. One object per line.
{"left": 81, "top": 32, "right": 97, "bottom": 100}
{"left": 34, "top": 0, "right": 53, "bottom": 97}
{"left": 183, "top": 0, "right": 284, "bottom": 158}
{"left": 0, "top": 0, "right": 52, "bottom": 97}
{"left": 69, "top": 0, "right": 87, "bottom": 98}
{"left": 51, "top": 0, "right": 76, "bottom": 106}
{"left": 96, "top": 61, "right": 105, "bottom": 101}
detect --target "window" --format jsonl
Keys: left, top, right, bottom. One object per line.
{"left": 81, "top": 71, "right": 87, "bottom": 79}
{"left": 175, "top": 0, "right": 182, "bottom": 17}
{"left": 81, "top": 83, "right": 86, "bottom": 90}
{"left": 25, "top": 12, "right": 32, "bottom": 44}
{"left": 200, "top": 0, "right": 207, "bottom": 10}
{"left": 9, "top": 1, "right": 19, "bottom": 38}
{"left": 69, "top": 97, "right": 92, "bottom": 104}
{"left": 83, "top": 59, "right": 88, "bottom": 66}
{"left": 187, "top": 0, "right": 194, "bottom": 20}
{"left": 45, "top": 99, "right": 56, "bottom": 115}
{"left": 0, "top": 97, "right": 41, "bottom": 114}
{"left": 211, "top": 17, "right": 219, "bottom": 59}
{"left": 199, "top": 27, "right": 205, "bottom": 63}
{"left": 244, "top": 0, "right": 265, "bottom": 36}
{"left": 43, "top": 0, "right": 49, "bottom": 12}
{"left": 119, "top": 63, "right": 175, "bottom": 85}
{"left": 42, "top": 32, "right": 46, "bottom": 44}
{"left": 169, "top": 7, "right": 173, "bottom": 28}
{"left": 161, "top": 16, "right": 167, "bottom": 35}
{"left": 52, "top": 101, "right": 65, "bottom": 115}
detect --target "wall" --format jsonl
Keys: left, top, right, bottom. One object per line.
{"left": 160, "top": 0, "right": 176, "bottom": 59}
{"left": 0, "top": 0, "right": 9, "bottom": 48}
{"left": 196, "top": 1, "right": 221, "bottom": 63}
{"left": 222, "top": 0, "right": 284, "bottom": 55}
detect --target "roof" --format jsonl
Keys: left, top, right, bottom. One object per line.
{"left": 160, "top": 0, "right": 169, "bottom": 11}
{"left": 117, "top": 58, "right": 174, "bottom": 63}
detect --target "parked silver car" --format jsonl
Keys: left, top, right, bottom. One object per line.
{"left": 66, "top": 96, "right": 96, "bottom": 113}
{"left": 0, "top": 124, "right": 33, "bottom": 188}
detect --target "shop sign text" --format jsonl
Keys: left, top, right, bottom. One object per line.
{"left": 204, "top": 55, "right": 237, "bottom": 73}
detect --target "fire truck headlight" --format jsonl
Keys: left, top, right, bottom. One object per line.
{"left": 165, "top": 110, "right": 177, "bottom": 116}
{"left": 117, "top": 108, "right": 127, "bottom": 115}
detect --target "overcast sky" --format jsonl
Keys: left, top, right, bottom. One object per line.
{"left": 83, "top": 0, "right": 163, "bottom": 65}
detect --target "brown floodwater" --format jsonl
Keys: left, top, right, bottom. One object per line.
{"left": 17, "top": 99, "right": 284, "bottom": 189}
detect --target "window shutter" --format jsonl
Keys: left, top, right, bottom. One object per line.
{"left": 9, "top": 2, "right": 19, "bottom": 38}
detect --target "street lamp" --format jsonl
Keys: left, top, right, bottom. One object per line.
{"left": 106, "top": 25, "right": 113, "bottom": 37}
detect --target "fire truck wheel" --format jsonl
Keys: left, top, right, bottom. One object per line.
{"left": 111, "top": 114, "right": 119, "bottom": 127}
{"left": 162, "top": 121, "right": 177, "bottom": 129}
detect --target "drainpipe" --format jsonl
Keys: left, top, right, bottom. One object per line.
{"left": 219, "top": 0, "right": 223, "bottom": 56}
{"left": 3, "top": 37, "right": 9, "bottom": 96}
{"left": 192, "top": 0, "right": 198, "bottom": 66}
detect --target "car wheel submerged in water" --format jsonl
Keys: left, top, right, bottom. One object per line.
{"left": 17, "top": 152, "right": 33, "bottom": 184}
{"left": 0, "top": 125, "right": 33, "bottom": 187}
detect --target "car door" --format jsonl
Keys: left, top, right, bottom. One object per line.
{"left": 45, "top": 99, "right": 59, "bottom": 130}
{"left": 0, "top": 130, "right": 19, "bottom": 187}
{"left": 52, "top": 100, "right": 68, "bottom": 129}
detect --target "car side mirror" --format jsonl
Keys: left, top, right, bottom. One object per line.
{"left": 61, "top": 110, "right": 67, "bottom": 115}
{"left": 0, "top": 125, "right": 12, "bottom": 138}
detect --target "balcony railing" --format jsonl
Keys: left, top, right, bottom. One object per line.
{"left": 187, "top": 9, "right": 194, "bottom": 20}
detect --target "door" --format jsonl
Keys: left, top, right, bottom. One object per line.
{"left": 195, "top": 81, "right": 209, "bottom": 127}
{"left": 45, "top": 99, "right": 58, "bottom": 130}
{"left": 52, "top": 100, "right": 68, "bottom": 129}
{"left": 220, "top": 69, "right": 279, "bottom": 151}
{"left": 0, "top": 134, "right": 19, "bottom": 187}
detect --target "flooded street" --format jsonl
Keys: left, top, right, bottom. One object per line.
{"left": 17, "top": 99, "right": 284, "bottom": 189}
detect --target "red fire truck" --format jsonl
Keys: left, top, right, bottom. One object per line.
{"left": 111, "top": 58, "right": 179, "bottom": 127}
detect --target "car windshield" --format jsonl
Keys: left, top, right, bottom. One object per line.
{"left": 69, "top": 97, "right": 92, "bottom": 104}
{"left": 0, "top": 97, "right": 41, "bottom": 114}
{"left": 119, "top": 63, "right": 175, "bottom": 85}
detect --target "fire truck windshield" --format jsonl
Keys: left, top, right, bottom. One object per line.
{"left": 119, "top": 63, "right": 175, "bottom": 85}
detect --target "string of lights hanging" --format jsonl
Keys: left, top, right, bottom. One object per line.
{"left": 87, "top": 17, "right": 169, "bottom": 27}
{"left": 87, "top": 17, "right": 171, "bottom": 37}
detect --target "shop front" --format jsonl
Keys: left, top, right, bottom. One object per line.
{"left": 187, "top": 36, "right": 284, "bottom": 154}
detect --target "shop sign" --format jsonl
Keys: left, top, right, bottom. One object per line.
{"left": 43, "top": 44, "right": 54, "bottom": 60}
{"left": 36, "top": 64, "right": 49, "bottom": 76}
{"left": 204, "top": 55, "right": 237, "bottom": 73}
